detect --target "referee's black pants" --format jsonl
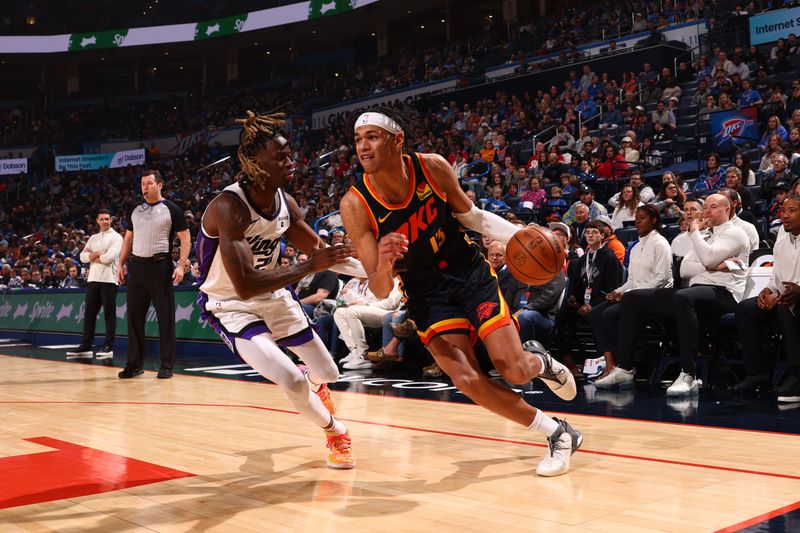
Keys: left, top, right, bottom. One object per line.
{"left": 126, "top": 258, "right": 175, "bottom": 371}
{"left": 81, "top": 281, "right": 117, "bottom": 347}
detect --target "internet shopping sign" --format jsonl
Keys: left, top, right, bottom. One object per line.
{"left": 749, "top": 6, "right": 800, "bottom": 46}
{"left": 711, "top": 107, "right": 759, "bottom": 152}
{"left": 55, "top": 148, "right": 145, "bottom": 172}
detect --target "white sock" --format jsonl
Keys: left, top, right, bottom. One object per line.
{"left": 304, "top": 369, "right": 321, "bottom": 393}
{"left": 324, "top": 415, "right": 347, "bottom": 435}
{"left": 532, "top": 353, "right": 546, "bottom": 375}
{"left": 528, "top": 409, "right": 559, "bottom": 437}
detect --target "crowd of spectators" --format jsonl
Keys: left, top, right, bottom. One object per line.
{"left": 1, "top": 9, "right": 799, "bottom": 399}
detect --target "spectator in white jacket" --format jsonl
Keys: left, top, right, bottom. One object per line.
{"left": 336, "top": 276, "right": 403, "bottom": 370}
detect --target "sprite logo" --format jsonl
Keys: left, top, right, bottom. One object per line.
{"left": 68, "top": 29, "right": 129, "bottom": 51}
{"left": 308, "top": 0, "right": 356, "bottom": 19}
{"left": 194, "top": 14, "right": 248, "bottom": 41}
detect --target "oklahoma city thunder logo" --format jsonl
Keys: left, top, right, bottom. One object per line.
{"left": 476, "top": 302, "right": 497, "bottom": 321}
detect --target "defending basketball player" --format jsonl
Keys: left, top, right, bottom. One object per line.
{"left": 340, "top": 110, "right": 583, "bottom": 476}
{"left": 196, "top": 110, "right": 365, "bottom": 469}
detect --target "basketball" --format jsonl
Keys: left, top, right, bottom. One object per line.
{"left": 505, "top": 226, "right": 565, "bottom": 285}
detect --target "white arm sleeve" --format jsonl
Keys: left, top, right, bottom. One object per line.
{"left": 453, "top": 204, "right": 519, "bottom": 244}
{"left": 329, "top": 256, "right": 367, "bottom": 278}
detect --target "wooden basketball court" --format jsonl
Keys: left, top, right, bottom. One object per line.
{"left": 2, "top": 354, "right": 799, "bottom": 532}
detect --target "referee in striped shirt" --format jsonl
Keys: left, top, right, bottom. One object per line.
{"left": 117, "top": 170, "right": 191, "bottom": 379}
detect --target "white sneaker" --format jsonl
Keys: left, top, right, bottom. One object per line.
{"left": 523, "top": 341, "right": 577, "bottom": 401}
{"left": 66, "top": 347, "right": 93, "bottom": 359}
{"left": 666, "top": 372, "right": 702, "bottom": 396}
{"left": 536, "top": 418, "right": 583, "bottom": 477}
{"left": 338, "top": 351, "right": 360, "bottom": 365}
{"left": 594, "top": 366, "right": 635, "bottom": 389}
{"left": 342, "top": 357, "right": 373, "bottom": 370}
{"left": 95, "top": 345, "right": 114, "bottom": 360}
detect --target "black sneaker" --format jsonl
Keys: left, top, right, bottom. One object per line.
{"left": 776, "top": 373, "right": 800, "bottom": 403}
{"left": 66, "top": 346, "right": 93, "bottom": 359}
{"left": 118, "top": 366, "right": 144, "bottom": 379}
{"left": 157, "top": 368, "right": 173, "bottom": 379}
{"left": 731, "top": 373, "right": 771, "bottom": 393}
{"left": 95, "top": 345, "right": 114, "bottom": 360}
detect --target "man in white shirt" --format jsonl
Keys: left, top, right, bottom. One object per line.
{"left": 336, "top": 277, "right": 403, "bottom": 370}
{"left": 611, "top": 194, "right": 750, "bottom": 396}
{"left": 670, "top": 198, "right": 704, "bottom": 258}
{"left": 66, "top": 210, "right": 123, "bottom": 360}
{"left": 734, "top": 195, "right": 800, "bottom": 401}
{"left": 718, "top": 187, "right": 758, "bottom": 253}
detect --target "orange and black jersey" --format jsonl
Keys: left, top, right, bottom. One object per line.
{"left": 349, "top": 152, "right": 479, "bottom": 282}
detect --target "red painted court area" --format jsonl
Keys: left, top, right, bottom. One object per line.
{"left": 0, "top": 436, "right": 195, "bottom": 509}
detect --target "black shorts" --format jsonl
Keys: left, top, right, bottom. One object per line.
{"left": 402, "top": 254, "right": 514, "bottom": 346}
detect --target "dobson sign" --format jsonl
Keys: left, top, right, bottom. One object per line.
{"left": 0, "top": 158, "right": 28, "bottom": 175}
{"left": 55, "top": 149, "right": 145, "bottom": 172}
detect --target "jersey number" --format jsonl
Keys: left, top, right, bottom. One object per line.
{"left": 429, "top": 228, "right": 446, "bottom": 253}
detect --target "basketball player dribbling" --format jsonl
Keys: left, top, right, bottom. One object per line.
{"left": 340, "top": 111, "right": 583, "bottom": 476}
{"left": 196, "top": 111, "right": 365, "bottom": 469}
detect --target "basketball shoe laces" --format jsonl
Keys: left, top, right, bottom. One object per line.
{"left": 326, "top": 432, "right": 353, "bottom": 461}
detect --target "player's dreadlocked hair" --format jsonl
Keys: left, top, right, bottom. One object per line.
{"left": 235, "top": 110, "right": 286, "bottom": 190}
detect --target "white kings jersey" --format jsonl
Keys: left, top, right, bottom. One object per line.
{"left": 196, "top": 181, "right": 291, "bottom": 301}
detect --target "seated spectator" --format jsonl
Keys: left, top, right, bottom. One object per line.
{"left": 738, "top": 79, "right": 763, "bottom": 108}
{"left": 592, "top": 205, "right": 674, "bottom": 388}
{"left": 651, "top": 101, "right": 676, "bottom": 130}
{"left": 610, "top": 184, "right": 643, "bottom": 230}
{"left": 608, "top": 194, "right": 749, "bottom": 396}
{"left": 717, "top": 91, "right": 736, "bottom": 111}
{"left": 718, "top": 188, "right": 760, "bottom": 254}
{"left": 368, "top": 308, "right": 411, "bottom": 365}
{"left": 733, "top": 195, "right": 800, "bottom": 400}
{"left": 487, "top": 240, "right": 526, "bottom": 311}
{"left": 480, "top": 140, "right": 497, "bottom": 163}
{"left": 654, "top": 180, "right": 686, "bottom": 219}
{"left": 662, "top": 78, "right": 682, "bottom": 102}
{"left": 724, "top": 166, "right": 756, "bottom": 212}
{"left": 595, "top": 215, "right": 626, "bottom": 263}
{"left": 768, "top": 182, "right": 791, "bottom": 233}
{"left": 733, "top": 150, "right": 757, "bottom": 186}
{"left": 620, "top": 136, "right": 640, "bottom": 163}
{"left": 760, "top": 153, "right": 796, "bottom": 200}
{"left": 694, "top": 152, "right": 726, "bottom": 191}
{"left": 758, "top": 116, "right": 790, "bottom": 150}
{"left": 337, "top": 277, "right": 403, "bottom": 370}
{"left": 699, "top": 94, "right": 718, "bottom": 122}
{"left": 691, "top": 79, "right": 712, "bottom": 106}
{"left": 561, "top": 174, "right": 578, "bottom": 197}
{"left": 576, "top": 91, "right": 599, "bottom": 118}
{"left": 599, "top": 101, "right": 622, "bottom": 129}
{"left": 595, "top": 145, "right": 628, "bottom": 180}
{"left": 610, "top": 171, "right": 655, "bottom": 208}
{"left": 61, "top": 265, "right": 87, "bottom": 289}
{"left": 562, "top": 185, "right": 608, "bottom": 225}
{"left": 639, "top": 137, "right": 662, "bottom": 170}
{"left": 515, "top": 225, "right": 567, "bottom": 344}
{"left": 556, "top": 220, "right": 624, "bottom": 373}
{"left": 758, "top": 135, "right": 786, "bottom": 171}
{"left": 544, "top": 186, "right": 569, "bottom": 218}
{"left": 671, "top": 198, "right": 704, "bottom": 257}
{"left": 519, "top": 176, "right": 546, "bottom": 209}
{"left": 485, "top": 186, "right": 510, "bottom": 213}
{"left": 296, "top": 252, "right": 340, "bottom": 318}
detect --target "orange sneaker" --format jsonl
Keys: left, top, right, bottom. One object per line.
{"left": 325, "top": 430, "right": 355, "bottom": 469}
{"left": 297, "top": 364, "right": 336, "bottom": 415}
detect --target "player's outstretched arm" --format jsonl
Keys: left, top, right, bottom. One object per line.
{"left": 340, "top": 191, "right": 403, "bottom": 299}
{"left": 206, "top": 194, "right": 350, "bottom": 300}
{"left": 421, "top": 153, "right": 519, "bottom": 243}
{"left": 283, "top": 193, "right": 366, "bottom": 278}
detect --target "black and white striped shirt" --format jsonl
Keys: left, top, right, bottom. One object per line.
{"left": 128, "top": 200, "right": 187, "bottom": 257}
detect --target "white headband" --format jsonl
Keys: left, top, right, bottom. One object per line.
{"left": 354, "top": 112, "right": 403, "bottom": 135}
